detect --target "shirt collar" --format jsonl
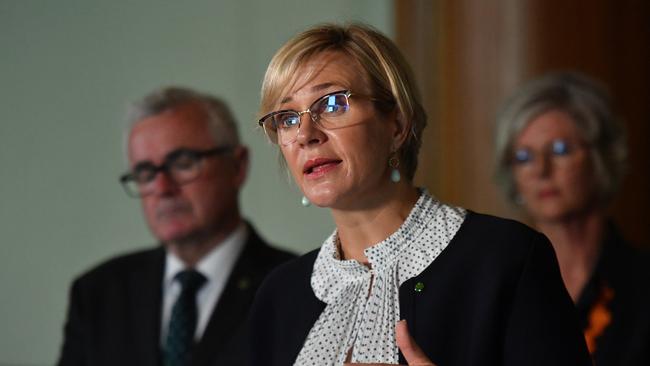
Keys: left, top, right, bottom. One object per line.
{"left": 163, "top": 222, "right": 248, "bottom": 288}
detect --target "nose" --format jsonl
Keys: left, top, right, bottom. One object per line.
{"left": 295, "top": 112, "right": 326, "bottom": 146}
{"left": 532, "top": 152, "right": 552, "bottom": 178}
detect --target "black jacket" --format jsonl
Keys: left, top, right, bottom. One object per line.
{"left": 577, "top": 223, "right": 650, "bottom": 366}
{"left": 249, "top": 212, "right": 591, "bottom": 366}
{"left": 58, "top": 224, "right": 294, "bottom": 366}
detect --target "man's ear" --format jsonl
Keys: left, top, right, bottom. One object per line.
{"left": 232, "top": 146, "right": 249, "bottom": 188}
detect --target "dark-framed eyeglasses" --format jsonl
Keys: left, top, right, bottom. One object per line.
{"left": 258, "top": 90, "right": 375, "bottom": 146}
{"left": 119, "top": 146, "right": 233, "bottom": 198}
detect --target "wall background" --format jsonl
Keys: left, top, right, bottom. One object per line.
{"left": 396, "top": 0, "right": 650, "bottom": 248}
{"left": 0, "top": 1, "right": 392, "bottom": 364}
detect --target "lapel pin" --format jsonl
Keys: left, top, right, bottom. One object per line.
{"left": 414, "top": 281, "right": 425, "bottom": 293}
{"left": 237, "top": 277, "right": 251, "bottom": 290}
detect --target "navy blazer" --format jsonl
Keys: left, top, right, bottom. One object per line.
{"left": 249, "top": 212, "right": 591, "bottom": 366}
{"left": 57, "top": 224, "right": 294, "bottom": 366}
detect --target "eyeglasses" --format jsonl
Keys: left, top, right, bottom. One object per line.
{"left": 258, "top": 90, "right": 373, "bottom": 145}
{"left": 119, "top": 146, "right": 233, "bottom": 198}
{"left": 511, "top": 138, "right": 586, "bottom": 169}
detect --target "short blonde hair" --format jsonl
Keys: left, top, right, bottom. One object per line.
{"left": 259, "top": 23, "right": 426, "bottom": 181}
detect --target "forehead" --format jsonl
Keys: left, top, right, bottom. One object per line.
{"left": 128, "top": 102, "right": 216, "bottom": 163}
{"left": 516, "top": 109, "right": 583, "bottom": 145}
{"left": 281, "top": 52, "right": 369, "bottom": 104}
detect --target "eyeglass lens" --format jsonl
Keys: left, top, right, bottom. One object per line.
{"left": 123, "top": 149, "right": 204, "bottom": 197}
{"left": 263, "top": 91, "right": 350, "bottom": 145}
{"left": 512, "top": 139, "right": 574, "bottom": 165}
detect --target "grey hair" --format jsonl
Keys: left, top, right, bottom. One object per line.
{"left": 494, "top": 72, "right": 627, "bottom": 205}
{"left": 125, "top": 86, "right": 240, "bottom": 151}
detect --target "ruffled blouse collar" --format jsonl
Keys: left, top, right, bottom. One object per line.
{"left": 294, "top": 190, "right": 466, "bottom": 365}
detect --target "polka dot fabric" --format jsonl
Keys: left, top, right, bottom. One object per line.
{"left": 294, "top": 191, "right": 466, "bottom": 365}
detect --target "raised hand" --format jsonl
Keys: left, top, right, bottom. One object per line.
{"left": 343, "top": 320, "right": 437, "bottom": 366}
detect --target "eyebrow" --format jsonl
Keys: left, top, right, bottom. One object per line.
{"left": 131, "top": 147, "right": 193, "bottom": 169}
{"left": 280, "top": 82, "right": 337, "bottom": 104}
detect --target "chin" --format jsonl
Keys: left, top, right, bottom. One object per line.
{"left": 532, "top": 206, "right": 577, "bottom": 224}
{"left": 302, "top": 182, "right": 340, "bottom": 206}
{"left": 305, "top": 193, "right": 336, "bottom": 208}
{"left": 153, "top": 224, "right": 197, "bottom": 244}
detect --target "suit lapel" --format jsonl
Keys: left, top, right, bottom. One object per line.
{"left": 129, "top": 247, "right": 165, "bottom": 366}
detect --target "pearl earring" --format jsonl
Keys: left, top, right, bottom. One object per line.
{"left": 389, "top": 156, "right": 401, "bottom": 183}
{"left": 301, "top": 196, "right": 311, "bottom": 207}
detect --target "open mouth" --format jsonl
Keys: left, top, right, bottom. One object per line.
{"left": 303, "top": 158, "right": 342, "bottom": 177}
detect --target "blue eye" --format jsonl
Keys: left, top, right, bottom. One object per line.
{"left": 551, "top": 139, "right": 570, "bottom": 156}
{"left": 513, "top": 148, "right": 532, "bottom": 164}
{"left": 315, "top": 94, "right": 349, "bottom": 116}
{"left": 275, "top": 113, "right": 300, "bottom": 129}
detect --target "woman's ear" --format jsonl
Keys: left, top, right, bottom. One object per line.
{"left": 390, "top": 110, "right": 411, "bottom": 151}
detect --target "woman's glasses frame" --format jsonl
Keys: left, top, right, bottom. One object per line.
{"left": 258, "top": 90, "right": 376, "bottom": 146}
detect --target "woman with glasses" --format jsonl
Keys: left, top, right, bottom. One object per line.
{"left": 248, "top": 23, "right": 590, "bottom": 366}
{"left": 494, "top": 72, "right": 650, "bottom": 366}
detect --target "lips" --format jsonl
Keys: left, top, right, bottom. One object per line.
{"left": 537, "top": 188, "right": 559, "bottom": 199}
{"left": 303, "top": 158, "right": 342, "bottom": 179}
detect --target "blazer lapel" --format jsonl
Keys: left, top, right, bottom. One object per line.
{"left": 191, "top": 227, "right": 269, "bottom": 366}
{"left": 129, "top": 247, "right": 165, "bottom": 366}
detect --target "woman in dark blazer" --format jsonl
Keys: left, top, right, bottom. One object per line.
{"left": 494, "top": 72, "right": 650, "bottom": 366}
{"left": 249, "top": 23, "right": 591, "bottom": 366}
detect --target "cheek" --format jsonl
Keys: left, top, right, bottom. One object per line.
{"left": 513, "top": 169, "right": 533, "bottom": 195}
{"left": 280, "top": 147, "right": 303, "bottom": 181}
{"left": 563, "top": 162, "right": 597, "bottom": 200}
{"left": 141, "top": 198, "right": 157, "bottom": 219}
{"left": 344, "top": 126, "right": 390, "bottom": 172}
{"left": 140, "top": 198, "right": 163, "bottom": 230}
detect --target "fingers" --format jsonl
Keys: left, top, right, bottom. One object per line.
{"left": 396, "top": 320, "right": 436, "bottom": 366}
{"left": 342, "top": 321, "right": 436, "bottom": 366}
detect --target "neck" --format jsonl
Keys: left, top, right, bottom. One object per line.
{"left": 534, "top": 210, "right": 606, "bottom": 302}
{"left": 331, "top": 183, "right": 419, "bottom": 263}
{"left": 167, "top": 216, "right": 241, "bottom": 267}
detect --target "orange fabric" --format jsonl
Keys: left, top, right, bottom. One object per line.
{"left": 583, "top": 286, "right": 614, "bottom": 354}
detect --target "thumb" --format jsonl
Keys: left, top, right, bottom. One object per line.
{"left": 395, "top": 320, "right": 436, "bottom": 366}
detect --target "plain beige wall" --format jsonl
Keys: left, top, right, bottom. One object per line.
{"left": 0, "top": 1, "right": 392, "bottom": 364}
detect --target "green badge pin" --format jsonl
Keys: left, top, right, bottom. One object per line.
{"left": 237, "top": 277, "right": 250, "bottom": 290}
{"left": 415, "top": 281, "right": 425, "bottom": 293}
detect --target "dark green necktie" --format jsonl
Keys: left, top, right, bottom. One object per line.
{"left": 164, "top": 269, "right": 206, "bottom": 366}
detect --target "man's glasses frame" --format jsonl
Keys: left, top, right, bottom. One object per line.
{"left": 119, "top": 146, "right": 233, "bottom": 198}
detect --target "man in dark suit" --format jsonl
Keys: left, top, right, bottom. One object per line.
{"left": 57, "top": 87, "right": 294, "bottom": 366}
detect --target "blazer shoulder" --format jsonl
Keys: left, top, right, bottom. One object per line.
{"left": 256, "top": 249, "right": 319, "bottom": 302}
{"left": 241, "top": 223, "right": 297, "bottom": 273}
{"left": 458, "top": 211, "right": 548, "bottom": 250}
{"left": 440, "top": 211, "right": 555, "bottom": 274}
{"left": 462, "top": 211, "right": 539, "bottom": 238}
{"left": 73, "top": 246, "right": 163, "bottom": 287}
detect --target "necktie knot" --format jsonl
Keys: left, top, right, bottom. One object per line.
{"left": 176, "top": 269, "right": 206, "bottom": 293}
